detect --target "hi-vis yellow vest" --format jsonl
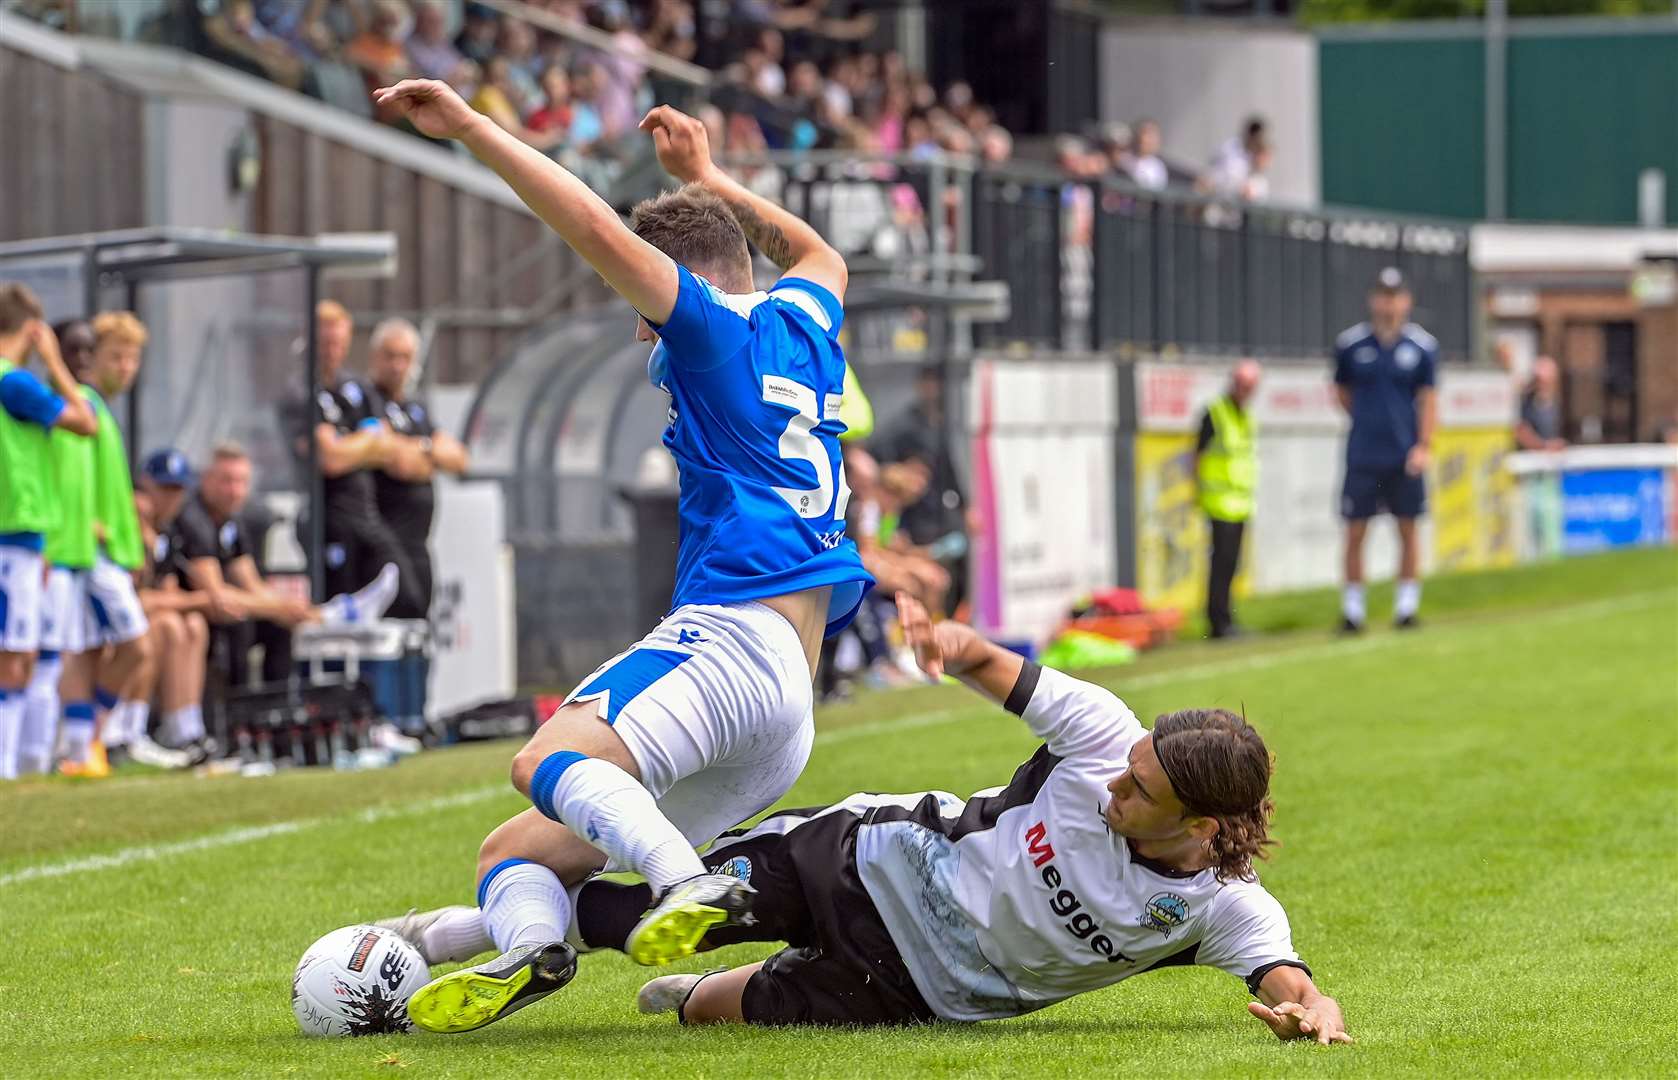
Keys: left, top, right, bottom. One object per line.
{"left": 1198, "top": 395, "right": 1256, "bottom": 522}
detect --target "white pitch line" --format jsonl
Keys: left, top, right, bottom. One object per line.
{"left": 3, "top": 588, "right": 1666, "bottom": 890}
{"left": 0, "top": 785, "right": 506, "bottom": 889}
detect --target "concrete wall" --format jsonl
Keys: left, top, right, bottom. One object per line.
{"left": 1100, "top": 21, "right": 1319, "bottom": 206}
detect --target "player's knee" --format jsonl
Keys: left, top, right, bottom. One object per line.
{"left": 154, "top": 611, "right": 184, "bottom": 647}
{"left": 184, "top": 612, "right": 209, "bottom": 649}
{"left": 509, "top": 743, "right": 545, "bottom": 796}
{"left": 127, "top": 630, "right": 157, "bottom": 667}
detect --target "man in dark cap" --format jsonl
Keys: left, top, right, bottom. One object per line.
{"left": 1332, "top": 267, "right": 1438, "bottom": 633}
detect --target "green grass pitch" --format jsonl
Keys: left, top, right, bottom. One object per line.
{"left": 2, "top": 547, "right": 1674, "bottom": 1078}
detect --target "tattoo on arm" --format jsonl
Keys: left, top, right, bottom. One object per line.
{"left": 726, "top": 197, "right": 794, "bottom": 271}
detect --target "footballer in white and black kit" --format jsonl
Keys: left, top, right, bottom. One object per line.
{"left": 566, "top": 596, "right": 1351, "bottom": 1044}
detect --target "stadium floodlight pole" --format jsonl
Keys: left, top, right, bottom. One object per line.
{"left": 305, "top": 267, "right": 325, "bottom": 603}
{"left": 1485, "top": 0, "right": 1508, "bottom": 221}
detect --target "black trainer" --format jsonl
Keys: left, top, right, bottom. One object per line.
{"left": 1338, "top": 617, "right": 1365, "bottom": 635}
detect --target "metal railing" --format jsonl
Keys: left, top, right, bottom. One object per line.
{"left": 726, "top": 152, "right": 1476, "bottom": 362}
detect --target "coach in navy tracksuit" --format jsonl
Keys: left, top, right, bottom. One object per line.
{"left": 1333, "top": 267, "right": 1437, "bottom": 633}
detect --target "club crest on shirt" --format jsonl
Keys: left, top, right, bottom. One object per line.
{"left": 1395, "top": 343, "right": 1421, "bottom": 370}
{"left": 1140, "top": 892, "right": 1190, "bottom": 935}
{"left": 1354, "top": 346, "right": 1377, "bottom": 365}
{"left": 715, "top": 856, "right": 752, "bottom": 883}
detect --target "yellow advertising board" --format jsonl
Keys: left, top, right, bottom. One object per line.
{"left": 1134, "top": 433, "right": 1250, "bottom": 615}
{"left": 1431, "top": 429, "right": 1518, "bottom": 573}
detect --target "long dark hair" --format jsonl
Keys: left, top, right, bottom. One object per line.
{"left": 1152, "top": 708, "right": 1275, "bottom": 882}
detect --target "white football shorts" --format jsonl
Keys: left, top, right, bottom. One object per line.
{"left": 0, "top": 543, "right": 44, "bottom": 653}
{"left": 562, "top": 600, "right": 815, "bottom": 854}
{"left": 85, "top": 555, "right": 149, "bottom": 647}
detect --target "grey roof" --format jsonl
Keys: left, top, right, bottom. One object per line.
{"left": 0, "top": 227, "right": 396, "bottom": 283}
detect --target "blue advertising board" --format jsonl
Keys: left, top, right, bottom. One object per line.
{"left": 1560, "top": 468, "right": 1667, "bottom": 553}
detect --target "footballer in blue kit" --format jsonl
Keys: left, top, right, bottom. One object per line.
{"left": 365, "top": 81, "right": 873, "bottom": 1032}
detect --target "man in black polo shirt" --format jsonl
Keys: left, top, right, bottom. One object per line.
{"left": 1332, "top": 268, "right": 1438, "bottom": 632}
{"left": 283, "top": 300, "right": 425, "bottom": 616}
{"left": 172, "top": 442, "right": 402, "bottom": 688}
{"left": 363, "top": 317, "right": 470, "bottom": 620}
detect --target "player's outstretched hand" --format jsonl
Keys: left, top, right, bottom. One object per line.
{"left": 372, "top": 80, "right": 480, "bottom": 141}
{"left": 639, "top": 105, "right": 716, "bottom": 185}
{"left": 895, "top": 590, "right": 945, "bottom": 680}
{"left": 1247, "top": 1000, "right": 1354, "bottom": 1046}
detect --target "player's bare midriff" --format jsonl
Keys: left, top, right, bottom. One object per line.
{"left": 758, "top": 585, "right": 832, "bottom": 678}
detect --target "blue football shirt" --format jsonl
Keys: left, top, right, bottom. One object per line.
{"left": 1333, "top": 321, "right": 1438, "bottom": 470}
{"left": 644, "top": 266, "right": 873, "bottom": 635}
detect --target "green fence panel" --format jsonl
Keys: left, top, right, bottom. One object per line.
{"left": 1320, "top": 37, "right": 1486, "bottom": 218}
{"left": 1507, "top": 32, "right": 1678, "bottom": 224}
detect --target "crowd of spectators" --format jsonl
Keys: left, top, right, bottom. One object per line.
{"left": 0, "top": 282, "right": 467, "bottom": 782}
{"left": 82, "top": 0, "right": 1016, "bottom": 183}
{"left": 1057, "top": 114, "right": 1274, "bottom": 202}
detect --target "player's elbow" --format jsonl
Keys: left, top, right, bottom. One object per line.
{"left": 61, "top": 406, "right": 97, "bottom": 436}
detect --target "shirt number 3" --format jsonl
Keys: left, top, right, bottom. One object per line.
{"left": 761, "top": 374, "right": 851, "bottom": 520}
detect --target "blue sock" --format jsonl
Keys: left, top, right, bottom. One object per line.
{"left": 94, "top": 686, "right": 120, "bottom": 712}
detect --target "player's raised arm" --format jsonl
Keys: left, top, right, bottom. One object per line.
{"left": 895, "top": 591, "right": 1022, "bottom": 701}
{"left": 898, "top": 592, "right": 1138, "bottom": 757}
{"left": 373, "top": 80, "right": 679, "bottom": 324}
{"left": 1248, "top": 965, "right": 1353, "bottom": 1046}
{"left": 640, "top": 105, "right": 848, "bottom": 304}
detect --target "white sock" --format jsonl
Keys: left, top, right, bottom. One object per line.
{"left": 1395, "top": 579, "right": 1422, "bottom": 619}
{"left": 19, "top": 656, "right": 62, "bottom": 774}
{"left": 480, "top": 861, "right": 570, "bottom": 952}
{"left": 319, "top": 563, "right": 401, "bottom": 625}
{"left": 0, "top": 691, "right": 21, "bottom": 780}
{"left": 533, "top": 755, "right": 705, "bottom": 894}
{"left": 1342, "top": 583, "right": 1366, "bottom": 624}
{"left": 164, "top": 703, "right": 206, "bottom": 746}
{"left": 60, "top": 702, "right": 96, "bottom": 764}
{"left": 421, "top": 907, "right": 496, "bottom": 963}
{"left": 123, "top": 700, "right": 152, "bottom": 745}
{"left": 101, "top": 702, "right": 131, "bottom": 749}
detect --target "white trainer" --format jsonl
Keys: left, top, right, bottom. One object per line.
{"left": 638, "top": 974, "right": 703, "bottom": 1015}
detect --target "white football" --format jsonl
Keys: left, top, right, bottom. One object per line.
{"left": 291, "top": 924, "right": 429, "bottom": 1037}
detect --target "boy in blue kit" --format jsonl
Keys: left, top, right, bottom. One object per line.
{"left": 364, "top": 83, "right": 872, "bottom": 1031}
{"left": 0, "top": 285, "right": 98, "bottom": 781}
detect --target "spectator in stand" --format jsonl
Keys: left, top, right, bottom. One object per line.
{"left": 1204, "top": 116, "right": 1271, "bottom": 202}
{"left": 642, "top": 0, "right": 697, "bottom": 63}
{"left": 456, "top": 1, "right": 500, "bottom": 64}
{"left": 1516, "top": 355, "right": 1567, "bottom": 561}
{"left": 472, "top": 56, "right": 562, "bottom": 149}
{"left": 346, "top": 0, "right": 412, "bottom": 85}
{"left": 566, "top": 59, "right": 609, "bottom": 150}
{"left": 1516, "top": 356, "right": 1567, "bottom": 452}
{"left": 494, "top": 15, "right": 545, "bottom": 116}
{"left": 201, "top": 0, "right": 309, "bottom": 92}
{"left": 346, "top": 0, "right": 413, "bottom": 121}
{"left": 590, "top": 1, "right": 649, "bottom": 140}
{"left": 979, "top": 124, "right": 1012, "bottom": 166}
{"left": 525, "top": 64, "right": 576, "bottom": 142}
{"left": 1127, "top": 118, "right": 1169, "bottom": 191}
{"left": 406, "top": 0, "right": 464, "bottom": 81}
